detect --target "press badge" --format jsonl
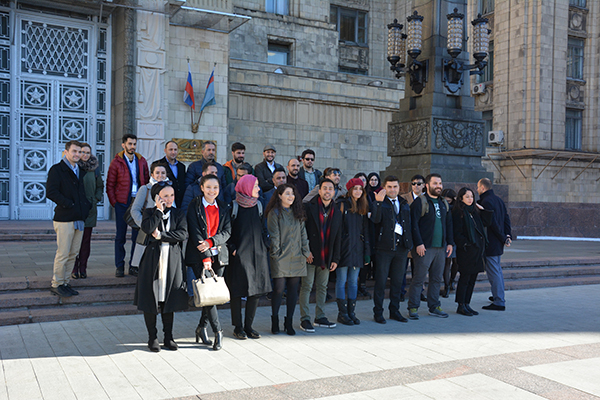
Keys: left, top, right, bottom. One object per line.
{"left": 395, "top": 222, "right": 403, "bottom": 235}
{"left": 210, "top": 247, "right": 219, "bottom": 256}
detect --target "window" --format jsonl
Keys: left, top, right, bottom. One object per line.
{"left": 267, "top": 43, "right": 290, "bottom": 65}
{"left": 338, "top": 66, "right": 367, "bottom": 75}
{"left": 569, "top": 0, "right": 586, "bottom": 8}
{"left": 565, "top": 109, "right": 582, "bottom": 150}
{"left": 479, "top": 0, "right": 495, "bottom": 14}
{"left": 266, "top": 0, "right": 288, "bottom": 15}
{"left": 330, "top": 6, "right": 367, "bottom": 45}
{"left": 567, "top": 38, "right": 584, "bottom": 80}
{"left": 478, "top": 41, "right": 494, "bottom": 83}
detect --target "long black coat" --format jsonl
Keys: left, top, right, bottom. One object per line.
{"left": 185, "top": 196, "right": 231, "bottom": 273}
{"left": 46, "top": 160, "right": 91, "bottom": 222}
{"left": 304, "top": 196, "right": 342, "bottom": 267}
{"left": 226, "top": 205, "right": 271, "bottom": 297}
{"left": 134, "top": 207, "right": 189, "bottom": 314}
{"left": 478, "top": 190, "right": 512, "bottom": 257}
{"left": 338, "top": 198, "right": 370, "bottom": 268}
{"left": 452, "top": 207, "right": 493, "bottom": 274}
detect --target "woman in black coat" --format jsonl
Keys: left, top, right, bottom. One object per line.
{"left": 227, "top": 174, "right": 271, "bottom": 340}
{"left": 335, "top": 178, "right": 370, "bottom": 326}
{"left": 452, "top": 187, "right": 493, "bottom": 317}
{"left": 134, "top": 182, "right": 188, "bottom": 352}
{"left": 185, "top": 175, "right": 231, "bottom": 351}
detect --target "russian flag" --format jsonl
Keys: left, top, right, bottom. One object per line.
{"left": 200, "top": 68, "right": 216, "bottom": 112}
{"left": 183, "top": 62, "right": 195, "bottom": 110}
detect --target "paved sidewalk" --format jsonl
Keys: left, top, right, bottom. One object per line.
{"left": 1, "top": 239, "right": 599, "bottom": 278}
{"left": 1, "top": 284, "right": 599, "bottom": 400}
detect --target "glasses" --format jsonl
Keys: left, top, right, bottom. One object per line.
{"left": 411, "top": 182, "right": 424, "bottom": 186}
{"left": 304, "top": 157, "right": 314, "bottom": 161}
{"left": 330, "top": 171, "right": 341, "bottom": 176}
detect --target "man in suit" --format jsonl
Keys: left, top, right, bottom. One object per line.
{"left": 254, "top": 144, "right": 283, "bottom": 193}
{"left": 156, "top": 140, "right": 186, "bottom": 208}
{"left": 408, "top": 173, "right": 454, "bottom": 319}
{"left": 370, "top": 175, "right": 413, "bottom": 324}
{"left": 299, "top": 179, "right": 342, "bottom": 332}
{"left": 46, "top": 140, "right": 91, "bottom": 297}
{"left": 477, "top": 178, "right": 512, "bottom": 311}
{"left": 186, "top": 141, "right": 227, "bottom": 190}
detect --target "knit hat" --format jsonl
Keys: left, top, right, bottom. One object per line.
{"left": 346, "top": 178, "right": 364, "bottom": 191}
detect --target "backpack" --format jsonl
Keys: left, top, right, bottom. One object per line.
{"left": 419, "top": 195, "right": 449, "bottom": 217}
{"left": 231, "top": 200, "right": 263, "bottom": 220}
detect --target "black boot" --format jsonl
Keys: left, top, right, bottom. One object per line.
{"left": 347, "top": 298, "right": 360, "bottom": 325}
{"left": 162, "top": 312, "right": 178, "bottom": 350}
{"left": 284, "top": 316, "right": 295, "bottom": 336}
{"left": 195, "top": 325, "right": 212, "bottom": 345}
{"left": 457, "top": 303, "right": 473, "bottom": 316}
{"left": 441, "top": 286, "right": 450, "bottom": 298}
{"left": 144, "top": 313, "right": 160, "bottom": 352}
{"left": 336, "top": 299, "right": 354, "bottom": 325}
{"left": 271, "top": 315, "right": 280, "bottom": 334}
{"left": 213, "top": 330, "right": 223, "bottom": 351}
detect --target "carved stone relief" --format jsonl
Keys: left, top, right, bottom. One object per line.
{"left": 568, "top": 7, "right": 587, "bottom": 36}
{"left": 388, "top": 120, "right": 429, "bottom": 156}
{"left": 433, "top": 119, "right": 483, "bottom": 153}
{"left": 339, "top": 43, "right": 369, "bottom": 71}
{"left": 566, "top": 80, "right": 585, "bottom": 109}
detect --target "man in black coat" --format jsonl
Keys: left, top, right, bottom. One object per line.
{"left": 370, "top": 175, "right": 413, "bottom": 324}
{"left": 299, "top": 179, "right": 342, "bottom": 332}
{"left": 477, "top": 177, "right": 512, "bottom": 311}
{"left": 254, "top": 144, "right": 283, "bottom": 193}
{"left": 46, "top": 140, "right": 91, "bottom": 297}
{"left": 286, "top": 158, "right": 309, "bottom": 199}
{"left": 155, "top": 140, "right": 186, "bottom": 208}
{"left": 409, "top": 173, "right": 454, "bottom": 319}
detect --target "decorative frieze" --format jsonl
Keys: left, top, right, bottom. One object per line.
{"left": 568, "top": 6, "right": 587, "bottom": 38}
{"left": 433, "top": 118, "right": 484, "bottom": 154}
{"left": 388, "top": 120, "right": 429, "bottom": 156}
{"left": 566, "top": 80, "right": 585, "bottom": 109}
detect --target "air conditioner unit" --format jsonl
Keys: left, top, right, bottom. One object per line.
{"left": 472, "top": 83, "right": 486, "bottom": 95}
{"left": 488, "top": 130, "right": 504, "bottom": 145}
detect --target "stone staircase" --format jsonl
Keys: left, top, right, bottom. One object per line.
{"left": 1, "top": 259, "right": 599, "bottom": 326}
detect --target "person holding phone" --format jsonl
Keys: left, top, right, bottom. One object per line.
{"left": 134, "top": 182, "right": 188, "bottom": 352}
{"left": 185, "top": 175, "right": 231, "bottom": 350}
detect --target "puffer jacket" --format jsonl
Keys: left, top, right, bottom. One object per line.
{"left": 106, "top": 151, "right": 149, "bottom": 206}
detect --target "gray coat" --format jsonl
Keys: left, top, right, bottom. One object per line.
{"left": 267, "top": 208, "right": 310, "bottom": 278}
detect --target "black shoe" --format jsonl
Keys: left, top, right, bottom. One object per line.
{"left": 195, "top": 326, "right": 212, "bottom": 345}
{"left": 482, "top": 304, "right": 505, "bottom": 311}
{"left": 441, "top": 287, "right": 450, "bottom": 298}
{"left": 115, "top": 269, "right": 125, "bottom": 278}
{"left": 420, "top": 293, "right": 427, "bottom": 302}
{"left": 148, "top": 339, "right": 160, "bottom": 352}
{"left": 465, "top": 304, "right": 479, "bottom": 315}
{"left": 300, "top": 320, "right": 315, "bottom": 333}
{"left": 284, "top": 316, "right": 296, "bottom": 336}
{"left": 244, "top": 328, "right": 261, "bottom": 339}
{"left": 213, "top": 330, "right": 223, "bottom": 350}
{"left": 489, "top": 296, "right": 494, "bottom": 302}
{"left": 128, "top": 267, "right": 138, "bottom": 277}
{"left": 64, "top": 283, "right": 79, "bottom": 296}
{"left": 71, "top": 272, "right": 79, "bottom": 280}
{"left": 233, "top": 327, "right": 247, "bottom": 340}
{"left": 457, "top": 304, "right": 473, "bottom": 316}
{"left": 389, "top": 311, "right": 408, "bottom": 323}
{"left": 400, "top": 293, "right": 406, "bottom": 302}
{"left": 164, "top": 337, "right": 178, "bottom": 350}
{"left": 79, "top": 272, "right": 87, "bottom": 279}
{"left": 50, "top": 285, "right": 72, "bottom": 297}
{"left": 314, "top": 317, "right": 336, "bottom": 328}
{"left": 271, "top": 315, "right": 280, "bottom": 334}
{"left": 374, "top": 314, "right": 387, "bottom": 324}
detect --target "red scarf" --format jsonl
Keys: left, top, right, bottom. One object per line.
{"left": 318, "top": 197, "right": 334, "bottom": 270}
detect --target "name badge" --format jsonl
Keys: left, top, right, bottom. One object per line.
{"left": 210, "top": 247, "right": 219, "bottom": 256}
{"left": 395, "top": 222, "right": 403, "bottom": 235}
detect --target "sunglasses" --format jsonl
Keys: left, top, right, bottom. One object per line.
{"left": 330, "top": 171, "right": 341, "bottom": 176}
{"left": 411, "top": 182, "right": 424, "bottom": 186}
{"left": 304, "top": 158, "right": 314, "bottom": 161}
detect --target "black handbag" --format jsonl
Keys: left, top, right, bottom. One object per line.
{"left": 124, "top": 188, "right": 150, "bottom": 229}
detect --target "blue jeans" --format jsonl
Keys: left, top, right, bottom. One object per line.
{"left": 485, "top": 255, "right": 505, "bottom": 306}
{"left": 335, "top": 266, "right": 360, "bottom": 300}
{"left": 114, "top": 200, "right": 138, "bottom": 270}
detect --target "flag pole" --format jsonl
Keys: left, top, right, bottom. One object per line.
{"left": 188, "top": 58, "right": 199, "bottom": 133}
{"left": 196, "top": 62, "right": 217, "bottom": 126}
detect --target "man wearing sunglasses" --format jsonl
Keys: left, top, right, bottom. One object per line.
{"left": 303, "top": 167, "right": 347, "bottom": 203}
{"left": 401, "top": 175, "right": 425, "bottom": 205}
{"left": 298, "top": 149, "right": 322, "bottom": 192}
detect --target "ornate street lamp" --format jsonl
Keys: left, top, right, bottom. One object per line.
{"left": 387, "top": 11, "right": 428, "bottom": 94}
{"left": 442, "top": 8, "right": 490, "bottom": 93}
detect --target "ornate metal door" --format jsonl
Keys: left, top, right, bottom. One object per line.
{"left": 0, "top": 6, "right": 110, "bottom": 220}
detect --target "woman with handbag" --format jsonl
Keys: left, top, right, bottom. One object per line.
{"left": 227, "top": 174, "right": 271, "bottom": 340}
{"left": 185, "top": 174, "right": 231, "bottom": 350}
{"left": 134, "top": 181, "right": 188, "bottom": 352}
{"left": 265, "top": 184, "right": 311, "bottom": 335}
{"left": 130, "top": 161, "right": 169, "bottom": 273}
{"left": 335, "top": 178, "right": 370, "bottom": 325}
{"left": 71, "top": 143, "right": 104, "bottom": 279}
{"left": 452, "top": 187, "right": 493, "bottom": 317}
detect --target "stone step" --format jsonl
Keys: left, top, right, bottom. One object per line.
{"left": 478, "top": 264, "right": 600, "bottom": 281}
{"left": 0, "top": 287, "right": 134, "bottom": 308}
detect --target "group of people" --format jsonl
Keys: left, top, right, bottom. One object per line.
{"left": 46, "top": 135, "right": 512, "bottom": 353}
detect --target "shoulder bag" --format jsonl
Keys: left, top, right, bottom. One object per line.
{"left": 124, "top": 188, "right": 150, "bottom": 229}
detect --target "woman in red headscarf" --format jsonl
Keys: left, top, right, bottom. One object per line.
{"left": 226, "top": 174, "right": 272, "bottom": 340}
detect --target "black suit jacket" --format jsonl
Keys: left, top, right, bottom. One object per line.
{"left": 156, "top": 157, "right": 186, "bottom": 208}
{"left": 46, "top": 160, "right": 91, "bottom": 222}
{"left": 304, "top": 196, "right": 342, "bottom": 268}
{"left": 370, "top": 196, "right": 413, "bottom": 251}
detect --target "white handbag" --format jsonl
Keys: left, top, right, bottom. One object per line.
{"left": 192, "top": 268, "right": 230, "bottom": 307}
